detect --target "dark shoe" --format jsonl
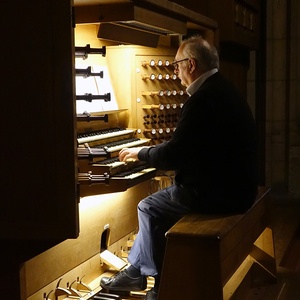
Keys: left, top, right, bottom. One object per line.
{"left": 100, "top": 270, "right": 147, "bottom": 292}
{"left": 145, "top": 288, "right": 158, "bottom": 300}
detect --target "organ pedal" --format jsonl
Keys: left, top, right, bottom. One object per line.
{"left": 94, "top": 292, "right": 122, "bottom": 299}
{"left": 100, "top": 250, "right": 128, "bottom": 271}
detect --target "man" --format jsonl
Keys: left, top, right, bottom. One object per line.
{"left": 100, "top": 36, "right": 258, "bottom": 300}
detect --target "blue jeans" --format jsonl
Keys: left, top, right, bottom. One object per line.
{"left": 127, "top": 184, "right": 195, "bottom": 276}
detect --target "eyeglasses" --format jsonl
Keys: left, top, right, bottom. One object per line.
{"left": 172, "top": 58, "right": 189, "bottom": 70}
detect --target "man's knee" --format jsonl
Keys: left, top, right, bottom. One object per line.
{"left": 137, "top": 196, "right": 152, "bottom": 212}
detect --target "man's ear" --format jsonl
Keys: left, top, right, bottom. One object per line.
{"left": 189, "top": 58, "right": 196, "bottom": 73}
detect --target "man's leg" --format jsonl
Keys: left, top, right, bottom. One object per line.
{"left": 129, "top": 184, "right": 193, "bottom": 292}
{"left": 100, "top": 184, "right": 193, "bottom": 293}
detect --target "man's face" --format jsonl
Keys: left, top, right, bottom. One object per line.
{"left": 173, "top": 51, "right": 190, "bottom": 87}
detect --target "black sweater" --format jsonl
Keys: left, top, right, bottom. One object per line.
{"left": 138, "top": 72, "right": 258, "bottom": 213}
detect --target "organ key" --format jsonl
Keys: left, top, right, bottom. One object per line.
{"left": 77, "top": 128, "right": 136, "bottom": 144}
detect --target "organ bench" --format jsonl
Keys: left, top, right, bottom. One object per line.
{"left": 158, "top": 186, "right": 277, "bottom": 300}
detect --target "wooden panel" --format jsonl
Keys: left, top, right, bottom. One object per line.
{"left": 206, "top": 0, "right": 261, "bottom": 49}
{"left": 21, "top": 181, "right": 149, "bottom": 299}
{"left": 171, "top": 0, "right": 260, "bottom": 49}
{"left": 1, "top": 0, "right": 78, "bottom": 239}
{"left": 98, "top": 23, "right": 160, "bottom": 47}
{"left": 159, "top": 237, "right": 224, "bottom": 299}
{"left": 75, "top": 2, "right": 135, "bottom": 24}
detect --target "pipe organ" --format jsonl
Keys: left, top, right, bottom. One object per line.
{"left": 15, "top": 0, "right": 257, "bottom": 298}
{"left": 0, "top": 0, "right": 264, "bottom": 298}
{"left": 74, "top": 42, "right": 191, "bottom": 199}
{"left": 72, "top": 44, "right": 184, "bottom": 298}
{"left": 21, "top": 9, "right": 218, "bottom": 300}
{"left": 22, "top": 32, "right": 190, "bottom": 300}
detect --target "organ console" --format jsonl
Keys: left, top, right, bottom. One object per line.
{"left": 77, "top": 126, "right": 156, "bottom": 196}
{"left": 74, "top": 43, "right": 158, "bottom": 198}
{"left": 6, "top": 0, "right": 269, "bottom": 299}
{"left": 20, "top": 42, "right": 188, "bottom": 300}
{"left": 18, "top": 2, "right": 223, "bottom": 299}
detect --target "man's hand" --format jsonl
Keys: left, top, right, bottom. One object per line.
{"left": 119, "top": 147, "right": 148, "bottom": 162}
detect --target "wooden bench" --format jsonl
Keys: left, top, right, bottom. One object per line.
{"left": 158, "top": 186, "right": 277, "bottom": 300}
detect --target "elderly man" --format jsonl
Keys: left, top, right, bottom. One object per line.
{"left": 100, "top": 36, "right": 258, "bottom": 300}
